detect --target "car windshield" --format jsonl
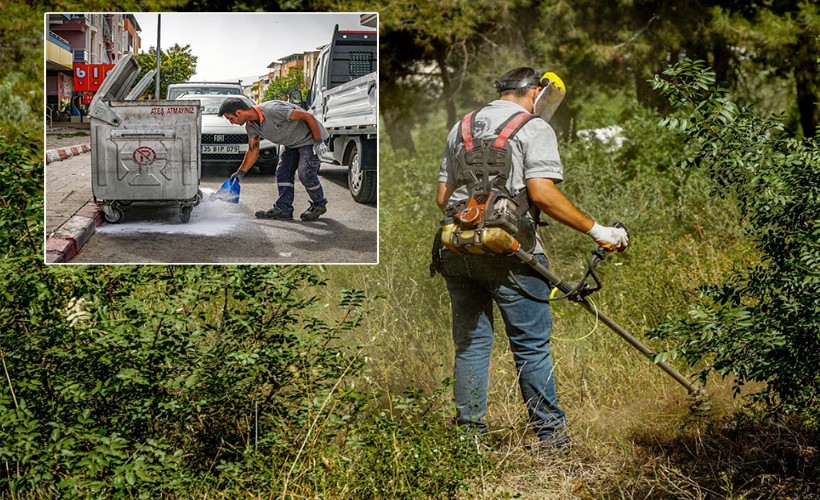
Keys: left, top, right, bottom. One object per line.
{"left": 182, "top": 95, "right": 254, "bottom": 115}
{"left": 167, "top": 87, "right": 242, "bottom": 100}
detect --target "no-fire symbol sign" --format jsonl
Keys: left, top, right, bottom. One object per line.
{"left": 132, "top": 146, "right": 157, "bottom": 166}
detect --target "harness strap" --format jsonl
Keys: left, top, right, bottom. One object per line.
{"left": 457, "top": 108, "right": 540, "bottom": 200}
{"left": 492, "top": 112, "right": 524, "bottom": 136}
{"left": 460, "top": 111, "right": 477, "bottom": 151}
{"left": 460, "top": 109, "right": 538, "bottom": 152}
{"left": 493, "top": 112, "right": 537, "bottom": 149}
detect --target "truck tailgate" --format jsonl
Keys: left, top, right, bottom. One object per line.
{"left": 322, "top": 73, "right": 376, "bottom": 132}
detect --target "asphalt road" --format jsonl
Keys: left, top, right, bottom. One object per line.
{"left": 67, "top": 162, "right": 378, "bottom": 264}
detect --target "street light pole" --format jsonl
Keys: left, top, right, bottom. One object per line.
{"left": 155, "top": 13, "right": 161, "bottom": 99}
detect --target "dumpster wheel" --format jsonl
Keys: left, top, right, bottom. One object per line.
{"left": 103, "top": 206, "right": 124, "bottom": 224}
{"left": 179, "top": 205, "right": 193, "bottom": 224}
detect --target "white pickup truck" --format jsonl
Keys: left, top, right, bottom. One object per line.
{"left": 297, "top": 25, "right": 377, "bottom": 204}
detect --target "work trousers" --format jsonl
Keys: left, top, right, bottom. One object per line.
{"left": 274, "top": 145, "right": 327, "bottom": 213}
{"left": 440, "top": 250, "right": 568, "bottom": 444}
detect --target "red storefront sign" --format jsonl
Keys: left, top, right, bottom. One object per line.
{"left": 74, "top": 64, "right": 115, "bottom": 92}
{"left": 83, "top": 94, "right": 93, "bottom": 105}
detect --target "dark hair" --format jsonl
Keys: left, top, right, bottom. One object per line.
{"left": 495, "top": 67, "right": 541, "bottom": 97}
{"left": 218, "top": 97, "right": 251, "bottom": 117}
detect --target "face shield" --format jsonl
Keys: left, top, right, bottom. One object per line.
{"left": 533, "top": 72, "right": 566, "bottom": 122}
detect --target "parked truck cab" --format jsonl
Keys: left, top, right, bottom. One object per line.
{"left": 302, "top": 25, "right": 377, "bottom": 204}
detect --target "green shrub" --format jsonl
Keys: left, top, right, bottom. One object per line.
{"left": 341, "top": 386, "right": 487, "bottom": 498}
{"left": 0, "top": 263, "right": 369, "bottom": 496}
{"left": 649, "top": 59, "right": 820, "bottom": 426}
{"left": 0, "top": 128, "right": 485, "bottom": 495}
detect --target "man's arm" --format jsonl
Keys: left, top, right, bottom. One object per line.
{"left": 232, "top": 136, "right": 260, "bottom": 178}
{"left": 289, "top": 109, "right": 323, "bottom": 142}
{"left": 527, "top": 177, "right": 628, "bottom": 251}
{"left": 437, "top": 182, "right": 455, "bottom": 212}
{"left": 526, "top": 178, "right": 594, "bottom": 233}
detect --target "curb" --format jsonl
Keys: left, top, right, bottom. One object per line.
{"left": 45, "top": 143, "right": 91, "bottom": 165}
{"left": 46, "top": 204, "right": 102, "bottom": 264}
{"left": 45, "top": 142, "right": 95, "bottom": 263}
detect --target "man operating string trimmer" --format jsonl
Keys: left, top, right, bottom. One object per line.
{"left": 431, "top": 67, "right": 629, "bottom": 451}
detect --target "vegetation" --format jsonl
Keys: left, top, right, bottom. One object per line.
{"left": 13, "top": 0, "right": 820, "bottom": 497}
{"left": 262, "top": 68, "right": 309, "bottom": 102}
{"left": 649, "top": 60, "right": 820, "bottom": 427}
{"left": 135, "top": 43, "right": 199, "bottom": 99}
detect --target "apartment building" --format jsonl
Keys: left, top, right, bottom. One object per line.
{"left": 303, "top": 49, "right": 321, "bottom": 88}
{"left": 46, "top": 13, "right": 140, "bottom": 120}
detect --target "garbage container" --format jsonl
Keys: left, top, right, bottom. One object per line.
{"left": 88, "top": 54, "right": 202, "bottom": 223}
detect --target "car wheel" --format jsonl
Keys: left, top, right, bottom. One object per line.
{"left": 347, "top": 144, "right": 376, "bottom": 203}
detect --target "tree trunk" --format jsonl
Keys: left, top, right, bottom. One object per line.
{"left": 791, "top": 31, "right": 818, "bottom": 138}
{"left": 796, "top": 79, "right": 818, "bottom": 138}
{"left": 381, "top": 83, "right": 417, "bottom": 155}
{"left": 435, "top": 49, "right": 457, "bottom": 128}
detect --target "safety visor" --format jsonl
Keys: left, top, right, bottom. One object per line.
{"left": 533, "top": 72, "right": 566, "bottom": 121}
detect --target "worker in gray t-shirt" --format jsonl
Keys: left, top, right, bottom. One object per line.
{"left": 218, "top": 97, "right": 330, "bottom": 221}
{"left": 433, "top": 67, "right": 629, "bottom": 451}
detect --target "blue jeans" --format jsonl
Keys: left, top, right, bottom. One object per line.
{"left": 274, "top": 145, "right": 327, "bottom": 213}
{"left": 440, "top": 250, "right": 568, "bottom": 444}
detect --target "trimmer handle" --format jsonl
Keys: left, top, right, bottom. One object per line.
{"left": 592, "top": 221, "right": 629, "bottom": 261}
{"left": 613, "top": 221, "right": 629, "bottom": 248}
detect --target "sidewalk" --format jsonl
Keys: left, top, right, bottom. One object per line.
{"left": 45, "top": 126, "right": 99, "bottom": 264}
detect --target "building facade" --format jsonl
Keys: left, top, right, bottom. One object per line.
{"left": 46, "top": 13, "right": 140, "bottom": 121}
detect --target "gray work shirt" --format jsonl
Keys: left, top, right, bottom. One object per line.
{"left": 438, "top": 100, "right": 565, "bottom": 254}
{"left": 244, "top": 100, "right": 328, "bottom": 149}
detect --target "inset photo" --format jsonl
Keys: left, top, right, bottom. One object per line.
{"left": 45, "top": 12, "right": 378, "bottom": 264}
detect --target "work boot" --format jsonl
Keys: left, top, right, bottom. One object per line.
{"left": 300, "top": 203, "right": 327, "bottom": 221}
{"left": 255, "top": 206, "right": 293, "bottom": 220}
{"left": 532, "top": 434, "right": 571, "bottom": 459}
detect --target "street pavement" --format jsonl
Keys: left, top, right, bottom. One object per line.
{"left": 45, "top": 129, "right": 378, "bottom": 264}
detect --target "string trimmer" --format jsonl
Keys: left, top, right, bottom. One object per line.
{"left": 515, "top": 223, "right": 710, "bottom": 414}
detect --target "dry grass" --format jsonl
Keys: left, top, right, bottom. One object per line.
{"left": 315, "top": 119, "right": 815, "bottom": 497}
{"left": 321, "top": 247, "right": 820, "bottom": 498}
{"left": 449, "top": 376, "right": 819, "bottom": 499}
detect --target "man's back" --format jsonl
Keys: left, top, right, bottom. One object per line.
{"left": 245, "top": 100, "right": 320, "bottom": 149}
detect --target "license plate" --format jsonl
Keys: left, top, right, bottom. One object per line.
{"left": 201, "top": 144, "right": 245, "bottom": 154}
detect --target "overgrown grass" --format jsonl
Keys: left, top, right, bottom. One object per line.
{"left": 319, "top": 104, "right": 820, "bottom": 497}
{"left": 12, "top": 1, "right": 817, "bottom": 487}
{"left": 328, "top": 103, "right": 752, "bottom": 400}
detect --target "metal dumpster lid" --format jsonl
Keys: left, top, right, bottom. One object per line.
{"left": 126, "top": 69, "right": 157, "bottom": 100}
{"left": 89, "top": 54, "right": 158, "bottom": 126}
{"left": 95, "top": 53, "right": 142, "bottom": 102}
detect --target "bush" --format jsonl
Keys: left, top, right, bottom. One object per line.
{"left": 2, "top": 130, "right": 486, "bottom": 496}
{"left": 0, "top": 263, "right": 368, "bottom": 496}
{"left": 649, "top": 60, "right": 820, "bottom": 426}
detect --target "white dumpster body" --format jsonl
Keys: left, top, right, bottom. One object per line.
{"left": 88, "top": 54, "right": 202, "bottom": 223}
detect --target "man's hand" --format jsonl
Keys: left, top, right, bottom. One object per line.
{"left": 587, "top": 223, "right": 629, "bottom": 252}
{"left": 230, "top": 168, "right": 246, "bottom": 181}
{"left": 312, "top": 141, "right": 328, "bottom": 157}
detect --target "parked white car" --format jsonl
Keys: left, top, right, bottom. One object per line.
{"left": 166, "top": 81, "right": 243, "bottom": 100}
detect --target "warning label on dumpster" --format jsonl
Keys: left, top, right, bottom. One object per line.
{"left": 132, "top": 146, "right": 157, "bottom": 166}
{"left": 151, "top": 107, "right": 196, "bottom": 116}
